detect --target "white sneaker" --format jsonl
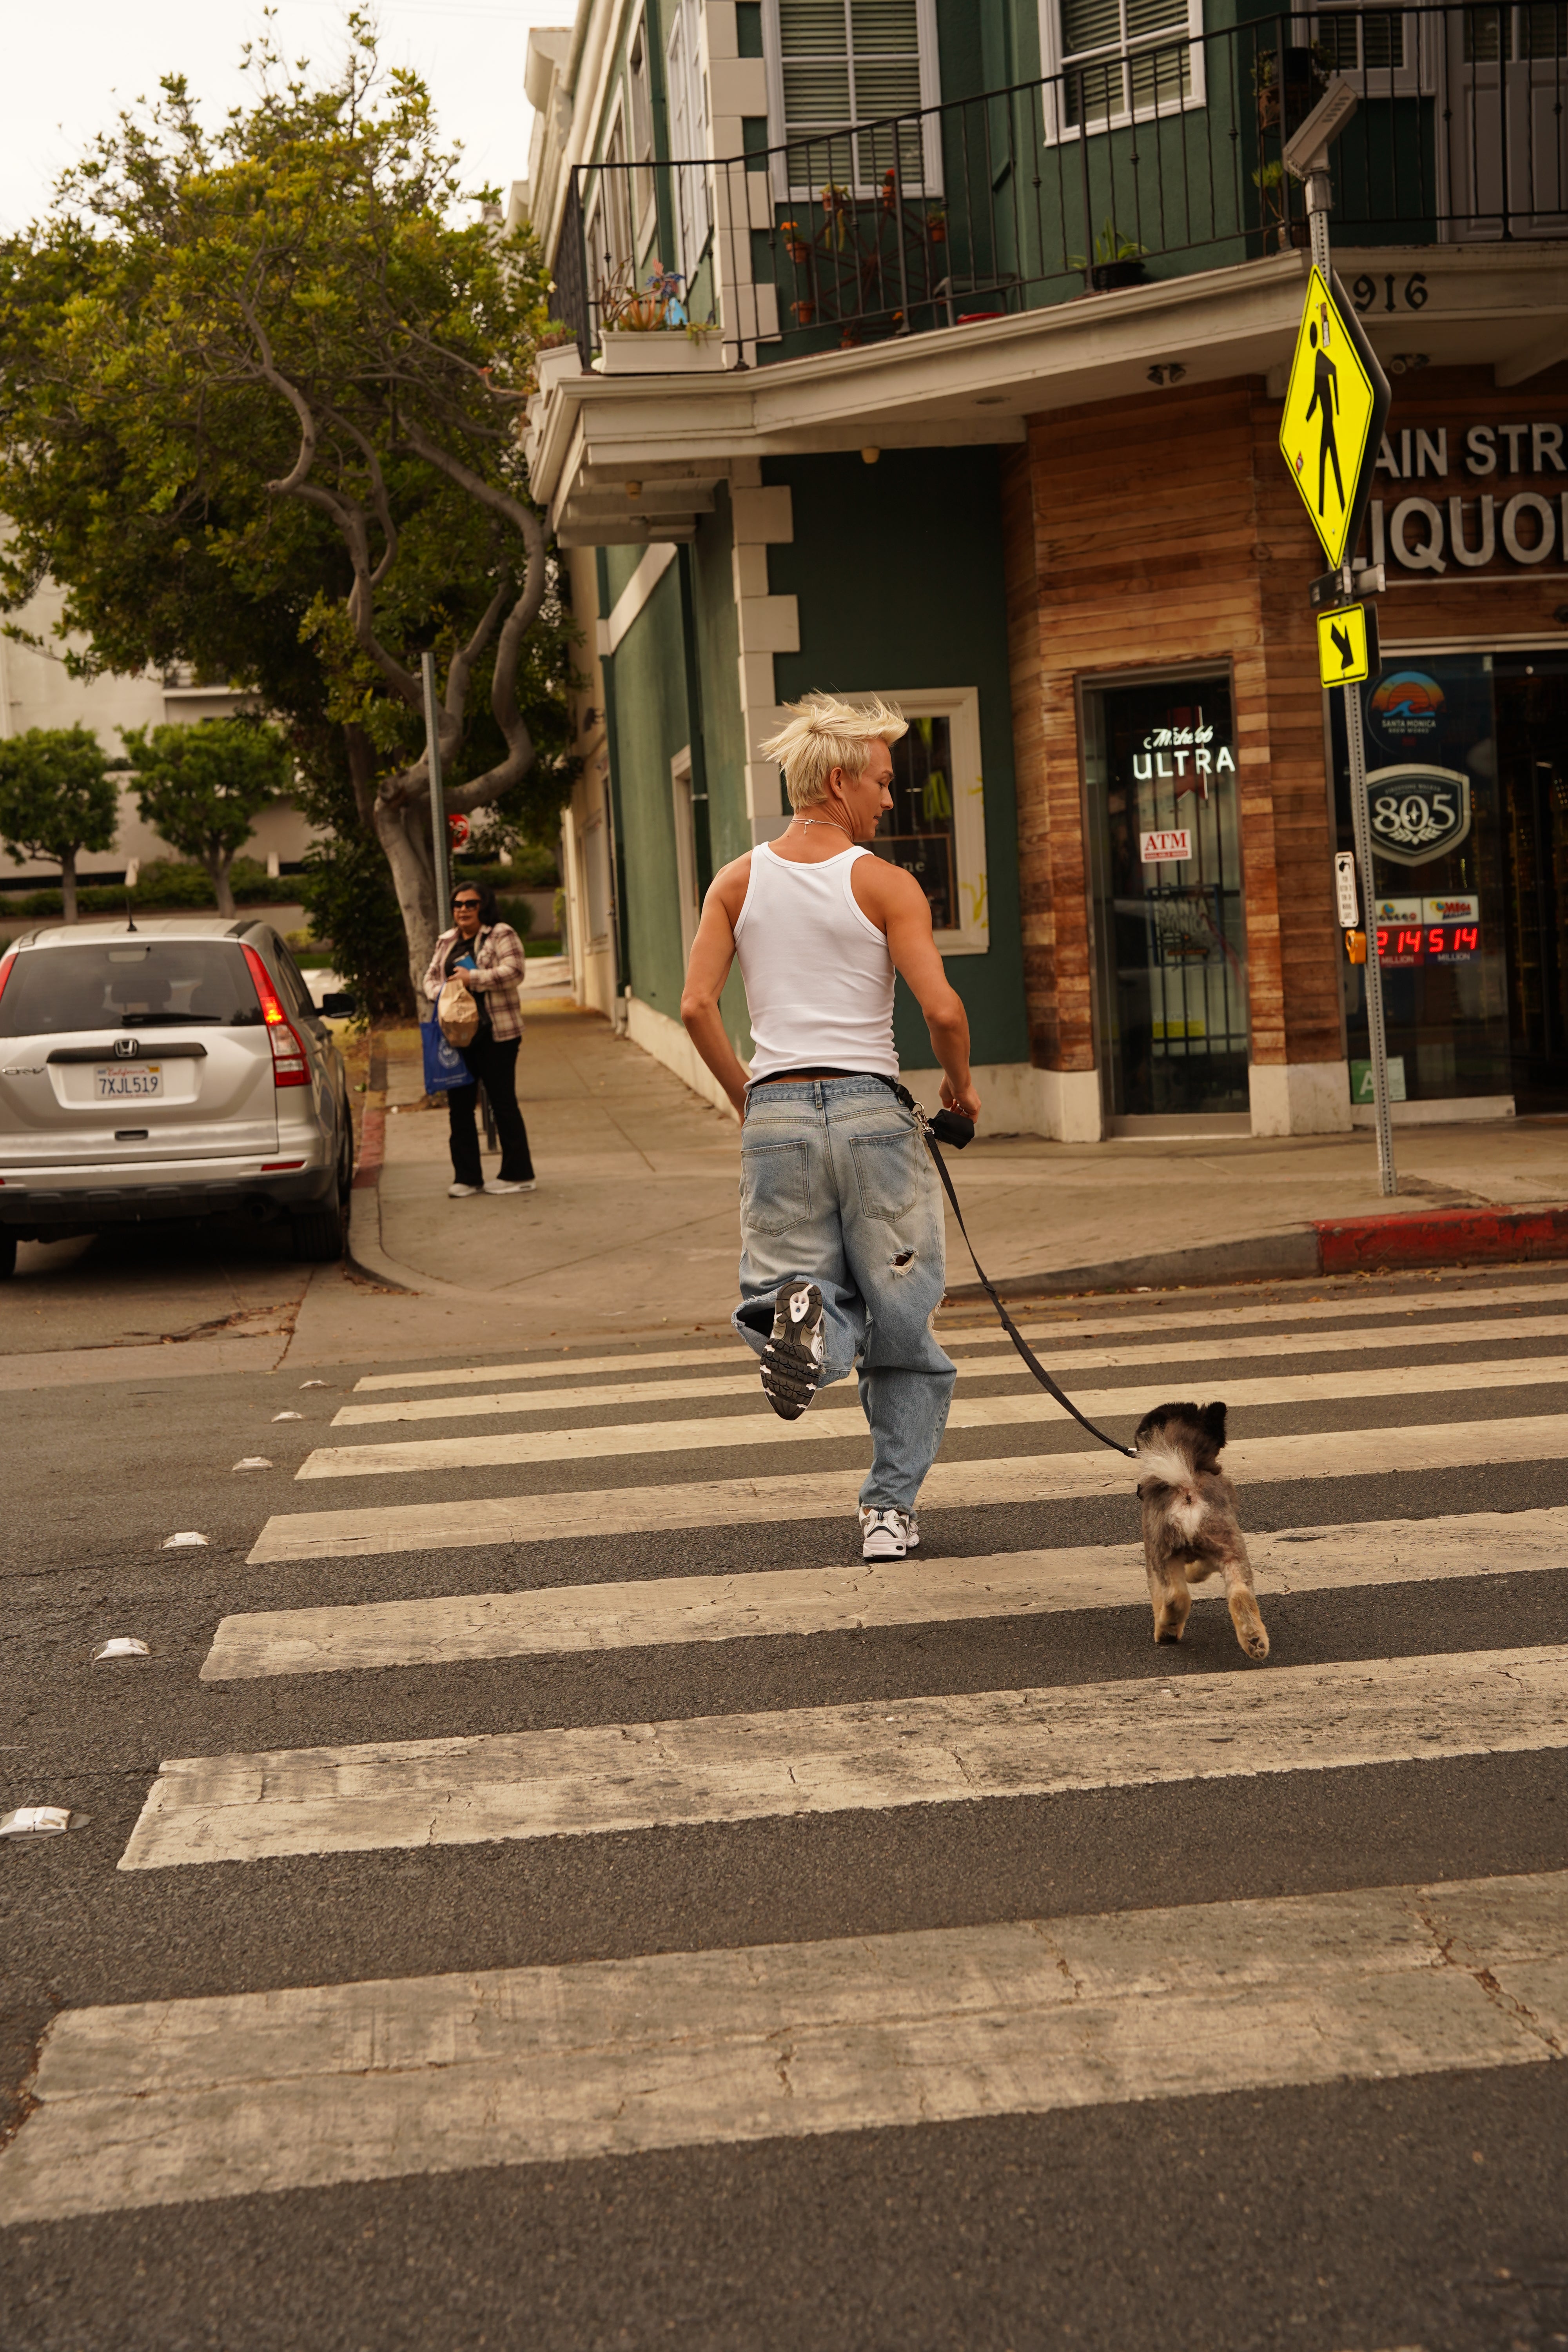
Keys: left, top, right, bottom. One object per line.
{"left": 447, "top": 1182, "right": 484, "bottom": 1198}
{"left": 860, "top": 1507, "right": 920, "bottom": 1561}
{"left": 488, "top": 1179, "right": 536, "bottom": 1194}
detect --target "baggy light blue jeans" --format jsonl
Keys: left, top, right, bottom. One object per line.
{"left": 732, "top": 1077, "right": 956, "bottom": 1514}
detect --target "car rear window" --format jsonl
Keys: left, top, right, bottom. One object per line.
{"left": 0, "top": 941, "right": 262, "bottom": 1037}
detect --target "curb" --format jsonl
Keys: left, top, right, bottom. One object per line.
{"left": 944, "top": 1202, "right": 1568, "bottom": 1304}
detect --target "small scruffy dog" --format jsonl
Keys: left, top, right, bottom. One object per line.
{"left": 1133, "top": 1400, "right": 1269, "bottom": 1661}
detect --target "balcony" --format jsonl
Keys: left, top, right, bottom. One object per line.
{"left": 550, "top": 4, "right": 1568, "bottom": 367}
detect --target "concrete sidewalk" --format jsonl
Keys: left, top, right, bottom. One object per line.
{"left": 345, "top": 1000, "right": 1568, "bottom": 1343}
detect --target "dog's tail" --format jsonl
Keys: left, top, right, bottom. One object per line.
{"left": 1135, "top": 1437, "right": 1200, "bottom": 1493}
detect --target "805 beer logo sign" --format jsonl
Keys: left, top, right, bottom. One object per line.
{"left": 1365, "top": 765, "right": 1472, "bottom": 866}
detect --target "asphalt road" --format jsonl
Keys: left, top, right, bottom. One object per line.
{"left": 2, "top": 1265, "right": 1566, "bottom": 2351}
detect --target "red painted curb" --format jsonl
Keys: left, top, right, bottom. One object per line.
{"left": 352, "top": 1105, "right": 386, "bottom": 1191}
{"left": 1312, "top": 1203, "right": 1568, "bottom": 1274}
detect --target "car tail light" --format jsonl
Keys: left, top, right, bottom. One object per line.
{"left": 241, "top": 946, "right": 311, "bottom": 1088}
{"left": 0, "top": 949, "right": 16, "bottom": 1009}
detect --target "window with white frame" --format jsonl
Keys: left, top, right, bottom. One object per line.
{"left": 666, "top": 0, "right": 712, "bottom": 279}
{"left": 849, "top": 688, "right": 989, "bottom": 953}
{"left": 1301, "top": 7, "right": 1432, "bottom": 94}
{"left": 628, "top": 15, "right": 657, "bottom": 246}
{"left": 764, "top": 0, "right": 942, "bottom": 197}
{"left": 1042, "top": 0, "right": 1205, "bottom": 133}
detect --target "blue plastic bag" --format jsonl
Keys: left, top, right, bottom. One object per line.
{"left": 421, "top": 1020, "right": 470, "bottom": 1094}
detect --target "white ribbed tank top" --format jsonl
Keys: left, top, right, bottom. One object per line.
{"left": 733, "top": 843, "right": 897, "bottom": 1080}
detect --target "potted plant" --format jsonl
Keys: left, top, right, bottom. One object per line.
{"left": 1070, "top": 219, "right": 1149, "bottom": 290}
{"left": 927, "top": 208, "right": 947, "bottom": 245}
{"left": 792, "top": 298, "right": 816, "bottom": 326}
{"left": 779, "top": 219, "right": 811, "bottom": 264}
{"left": 820, "top": 181, "right": 851, "bottom": 250}
{"left": 595, "top": 261, "right": 729, "bottom": 373}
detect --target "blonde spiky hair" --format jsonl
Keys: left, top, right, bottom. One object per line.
{"left": 757, "top": 691, "right": 907, "bottom": 812}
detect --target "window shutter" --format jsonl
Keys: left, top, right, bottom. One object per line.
{"left": 777, "top": 0, "right": 925, "bottom": 189}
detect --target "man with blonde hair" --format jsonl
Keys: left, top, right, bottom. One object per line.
{"left": 681, "top": 690, "right": 981, "bottom": 1562}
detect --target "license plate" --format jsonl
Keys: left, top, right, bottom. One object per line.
{"left": 94, "top": 1064, "right": 163, "bottom": 1100}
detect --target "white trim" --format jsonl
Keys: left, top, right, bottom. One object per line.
{"left": 762, "top": 0, "right": 943, "bottom": 199}
{"left": 597, "top": 541, "right": 679, "bottom": 657}
{"left": 841, "top": 686, "right": 990, "bottom": 956}
{"left": 1038, "top": 0, "right": 1207, "bottom": 145}
{"left": 670, "top": 744, "right": 701, "bottom": 967}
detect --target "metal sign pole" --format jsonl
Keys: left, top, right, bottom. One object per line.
{"left": 421, "top": 649, "right": 451, "bottom": 936}
{"left": 1303, "top": 178, "right": 1397, "bottom": 1197}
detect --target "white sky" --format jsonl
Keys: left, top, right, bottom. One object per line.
{"left": 0, "top": 0, "right": 576, "bottom": 234}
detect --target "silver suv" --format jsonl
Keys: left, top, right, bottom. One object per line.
{"left": 0, "top": 917, "right": 356, "bottom": 1276}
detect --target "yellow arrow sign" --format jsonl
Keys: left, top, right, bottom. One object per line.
{"left": 1280, "top": 267, "right": 1385, "bottom": 569}
{"left": 1316, "top": 600, "right": 1375, "bottom": 687}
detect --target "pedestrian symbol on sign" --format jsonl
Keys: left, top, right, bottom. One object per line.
{"left": 1279, "top": 265, "right": 1389, "bottom": 569}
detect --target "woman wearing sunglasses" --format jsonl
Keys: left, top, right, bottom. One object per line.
{"left": 422, "top": 883, "right": 537, "bottom": 1197}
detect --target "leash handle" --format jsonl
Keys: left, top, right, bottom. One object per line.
{"left": 883, "top": 1081, "right": 1138, "bottom": 1460}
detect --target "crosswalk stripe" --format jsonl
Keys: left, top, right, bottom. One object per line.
{"left": 247, "top": 1414, "right": 1568, "bottom": 1563}
{"left": 201, "top": 1508, "right": 1568, "bottom": 1680}
{"left": 347, "top": 1280, "right": 1568, "bottom": 1390}
{"left": 120, "top": 1644, "right": 1568, "bottom": 1869}
{"left": 328, "top": 1314, "right": 1568, "bottom": 1428}
{"left": 4, "top": 1868, "right": 1561, "bottom": 2222}
{"left": 296, "top": 1356, "right": 1568, "bottom": 1481}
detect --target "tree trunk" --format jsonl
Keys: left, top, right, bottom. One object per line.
{"left": 60, "top": 851, "right": 78, "bottom": 924}
{"left": 208, "top": 854, "right": 237, "bottom": 919}
{"left": 373, "top": 797, "right": 441, "bottom": 1009}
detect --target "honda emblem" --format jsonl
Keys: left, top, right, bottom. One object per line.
{"left": 114, "top": 1037, "right": 140, "bottom": 1059}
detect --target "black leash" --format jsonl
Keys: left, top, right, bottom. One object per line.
{"left": 879, "top": 1079, "right": 1139, "bottom": 1460}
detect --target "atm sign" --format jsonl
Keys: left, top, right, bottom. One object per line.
{"left": 1140, "top": 829, "right": 1192, "bottom": 864}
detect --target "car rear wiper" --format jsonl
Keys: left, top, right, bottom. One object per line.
{"left": 115, "top": 1013, "right": 230, "bottom": 1025}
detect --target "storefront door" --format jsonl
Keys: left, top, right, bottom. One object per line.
{"left": 1085, "top": 673, "right": 1251, "bottom": 1127}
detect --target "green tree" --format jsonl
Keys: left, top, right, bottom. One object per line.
{"left": 119, "top": 717, "right": 289, "bottom": 917}
{"left": 0, "top": 725, "right": 119, "bottom": 920}
{"left": 0, "top": 20, "right": 579, "bottom": 1000}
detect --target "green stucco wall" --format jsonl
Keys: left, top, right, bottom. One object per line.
{"left": 764, "top": 446, "right": 1029, "bottom": 1073}
{"left": 601, "top": 561, "right": 690, "bottom": 1022}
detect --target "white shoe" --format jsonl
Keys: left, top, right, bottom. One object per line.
{"left": 447, "top": 1181, "right": 484, "bottom": 1198}
{"left": 488, "top": 1179, "right": 536, "bottom": 1194}
{"left": 860, "top": 1507, "right": 920, "bottom": 1561}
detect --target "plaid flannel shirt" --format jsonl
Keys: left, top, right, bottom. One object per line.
{"left": 423, "top": 922, "right": 527, "bottom": 1044}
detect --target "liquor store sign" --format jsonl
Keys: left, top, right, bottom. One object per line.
{"left": 1365, "top": 764, "right": 1472, "bottom": 864}
{"left": 1368, "top": 417, "right": 1568, "bottom": 575}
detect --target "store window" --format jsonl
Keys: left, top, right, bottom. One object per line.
{"left": 1084, "top": 671, "right": 1250, "bottom": 1123}
{"left": 849, "top": 687, "right": 988, "bottom": 953}
{"left": 1332, "top": 648, "right": 1567, "bottom": 1111}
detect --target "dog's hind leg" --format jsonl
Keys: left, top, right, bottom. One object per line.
{"left": 1146, "top": 1552, "right": 1192, "bottom": 1645}
{"left": 1218, "top": 1541, "right": 1269, "bottom": 1662}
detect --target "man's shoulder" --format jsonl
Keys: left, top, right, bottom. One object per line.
{"left": 710, "top": 849, "right": 753, "bottom": 904}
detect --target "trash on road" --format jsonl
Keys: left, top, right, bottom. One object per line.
{"left": 162, "top": 1532, "right": 209, "bottom": 1548}
{"left": 233, "top": 1457, "right": 273, "bottom": 1471}
{"left": 93, "top": 1638, "right": 151, "bottom": 1661}
{"left": 271, "top": 1412, "right": 303, "bottom": 1422}
{"left": 299, "top": 1380, "right": 327, "bottom": 1389}
{"left": 0, "top": 1806, "right": 71, "bottom": 1839}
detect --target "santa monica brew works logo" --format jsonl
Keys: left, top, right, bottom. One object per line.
{"left": 1369, "top": 670, "right": 1444, "bottom": 746}
{"left": 1365, "top": 764, "right": 1472, "bottom": 866}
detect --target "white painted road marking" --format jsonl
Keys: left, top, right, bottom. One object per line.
{"left": 329, "top": 1314, "right": 1568, "bottom": 1428}
{"left": 296, "top": 1356, "right": 1568, "bottom": 1479}
{"left": 247, "top": 1414, "right": 1568, "bottom": 1563}
{"left": 121, "top": 1644, "right": 1568, "bottom": 1869}
{"left": 5, "top": 1869, "right": 1562, "bottom": 2221}
{"left": 203, "top": 1508, "right": 1568, "bottom": 1680}
{"left": 347, "top": 1279, "right": 1568, "bottom": 1390}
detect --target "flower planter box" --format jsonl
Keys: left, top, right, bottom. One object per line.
{"left": 535, "top": 345, "right": 584, "bottom": 394}
{"left": 598, "top": 330, "right": 728, "bottom": 376}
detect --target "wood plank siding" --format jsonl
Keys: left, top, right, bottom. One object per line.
{"left": 1002, "top": 374, "right": 1342, "bottom": 1080}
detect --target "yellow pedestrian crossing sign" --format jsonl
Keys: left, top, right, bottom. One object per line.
{"left": 1279, "top": 266, "right": 1391, "bottom": 569}
{"left": 1316, "top": 599, "right": 1378, "bottom": 688}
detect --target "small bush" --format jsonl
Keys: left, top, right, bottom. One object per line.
{"left": 493, "top": 895, "right": 535, "bottom": 937}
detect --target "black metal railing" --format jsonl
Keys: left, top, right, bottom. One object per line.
{"left": 551, "top": 5, "right": 1568, "bottom": 366}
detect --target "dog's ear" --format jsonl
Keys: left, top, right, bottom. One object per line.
{"left": 1200, "top": 1400, "right": 1228, "bottom": 1452}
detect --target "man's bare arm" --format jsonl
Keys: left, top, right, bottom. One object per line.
{"left": 680, "top": 858, "right": 751, "bottom": 1118}
{"left": 853, "top": 859, "right": 980, "bottom": 1120}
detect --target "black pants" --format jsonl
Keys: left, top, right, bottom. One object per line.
{"left": 447, "top": 1033, "right": 534, "bottom": 1187}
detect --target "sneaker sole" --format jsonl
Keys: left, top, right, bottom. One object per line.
{"left": 760, "top": 1281, "right": 824, "bottom": 1422}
